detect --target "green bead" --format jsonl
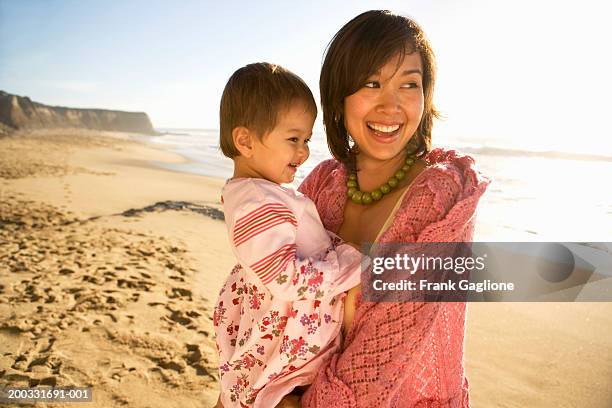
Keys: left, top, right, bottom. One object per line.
{"left": 351, "top": 191, "right": 363, "bottom": 204}
{"left": 343, "top": 160, "right": 416, "bottom": 205}
{"left": 371, "top": 189, "right": 383, "bottom": 201}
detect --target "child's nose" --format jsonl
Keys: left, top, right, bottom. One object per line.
{"left": 297, "top": 144, "right": 309, "bottom": 160}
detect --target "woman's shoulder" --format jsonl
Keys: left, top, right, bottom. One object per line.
{"left": 307, "top": 158, "right": 345, "bottom": 179}
{"left": 383, "top": 148, "right": 491, "bottom": 242}
{"left": 298, "top": 159, "right": 345, "bottom": 196}
{"left": 420, "top": 147, "right": 491, "bottom": 197}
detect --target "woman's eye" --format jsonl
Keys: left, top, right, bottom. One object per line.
{"left": 288, "top": 137, "right": 299, "bottom": 142}
{"left": 364, "top": 81, "right": 380, "bottom": 88}
{"left": 402, "top": 82, "right": 419, "bottom": 89}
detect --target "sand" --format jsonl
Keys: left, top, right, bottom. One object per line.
{"left": 0, "top": 129, "right": 610, "bottom": 407}
{"left": 0, "top": 129, "right": 233, "bottom": 407}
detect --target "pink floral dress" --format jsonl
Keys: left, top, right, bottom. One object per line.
{"left": 214, "top": 178, "right": 364, "bottom": 407}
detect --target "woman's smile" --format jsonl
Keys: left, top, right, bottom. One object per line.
{"left": 366, "top": 121, "right": 404, "bottom": 144}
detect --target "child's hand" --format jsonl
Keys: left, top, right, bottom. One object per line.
{"left": 275, "top": 394, "right": 301, "bottom": 408}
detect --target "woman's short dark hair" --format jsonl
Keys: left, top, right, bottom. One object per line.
{"left": 320, "top": 10, "right": 440, "bottom": 166}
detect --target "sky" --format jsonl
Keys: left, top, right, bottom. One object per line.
{"left": 1, "top": 0, "right": 611, "bottom": 154}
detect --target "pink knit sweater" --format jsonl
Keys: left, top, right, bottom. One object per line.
{"left": 297, "top": 148, "right": 491, "bottom": 408}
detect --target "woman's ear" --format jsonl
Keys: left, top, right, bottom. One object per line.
{"left": 232, "top": 127, "right": 254, "bottom": 158}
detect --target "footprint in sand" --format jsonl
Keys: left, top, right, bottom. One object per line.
{"left": 183, "top": 343, "right": 216, "bottom": 380}
{"left": 2, "top": 335, "right": 62, "bottom": 387}
{"left": 166, "top": 287, "right": 192, "bottom": 300}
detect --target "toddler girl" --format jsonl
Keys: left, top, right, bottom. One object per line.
{"left": 213, "top": 62, "right": 366, "bottom": 407}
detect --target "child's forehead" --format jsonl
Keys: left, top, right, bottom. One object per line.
{"left": 265, "top": 116, "right": 314, "bottom": 139}
{"left": 283, "top": 100, "right": 316, "bottom": 115}
{"left": 268, "top": 122, "right": 314, "bottom": 136}
{"left": 277, "top": 103, "right": 315, "bottom": 123}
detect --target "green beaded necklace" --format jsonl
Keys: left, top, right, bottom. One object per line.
{"left": 346, "top": 154, "right": 417, "bottom": 205}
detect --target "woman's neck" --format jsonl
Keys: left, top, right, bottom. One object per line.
{"left": 354, "top": 151, "right": 407, "bottom": 192}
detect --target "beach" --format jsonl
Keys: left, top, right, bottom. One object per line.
{"left": 0, "top": 129, "right": 232, "bottom": 407}
{"left": 1, "top": 129, "right": 611, "bottom": 407}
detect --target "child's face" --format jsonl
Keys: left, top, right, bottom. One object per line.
{"left": 250, "top": 103, "right": 315, "bottom": 184}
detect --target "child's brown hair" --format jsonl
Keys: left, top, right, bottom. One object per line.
{"left": 219, "top": 62, "right": 317, "bottom": 158}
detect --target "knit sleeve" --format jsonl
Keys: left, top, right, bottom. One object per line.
{"left": 416, "top": 148, "right": 491, "bottom": 242}
{"left": 231, "top": 199, "right": 363, "bottom": 302}
{"left": 302, "top": 302, "right": 446, "bottom": 407}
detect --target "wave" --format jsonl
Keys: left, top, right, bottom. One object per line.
{"left": 454, "top": 145, "right": 612, "bottom": 162}
{"left": 156, "top": 128, "right": 612, "bottom": 163}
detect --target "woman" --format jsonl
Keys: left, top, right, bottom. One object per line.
{"left": 296, "top": 10, "right": 490, "bottom": 407}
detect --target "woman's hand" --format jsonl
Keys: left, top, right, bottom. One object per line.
{"left": 275, "top": 394, "right": 301, "bottom": 408}
{"left": 212, "top": 395, "right": 224, "bottom": 408}
{"left": 346, "top": 241, "right": 362, "bottom": 252}
{"left": 343, "top": 283, "right": 361, "bottom": 338}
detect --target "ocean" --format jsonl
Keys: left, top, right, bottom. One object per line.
{"left": 144, "top": 129, "right": 612, "bottom": 242}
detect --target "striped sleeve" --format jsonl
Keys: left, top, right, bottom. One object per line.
{"left": 231, "top": 200, "right": 363, "bottom": 301}
{"left": 233, "top": 203, "right": 297, "bottom": 249}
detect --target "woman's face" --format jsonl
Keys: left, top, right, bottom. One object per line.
{"left": 344, "top": 52, "right": 424, "bottom": 163}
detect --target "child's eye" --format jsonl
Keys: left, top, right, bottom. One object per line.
{"left": 287, "top": 137, "right": 299, "bottom": 142}
{"left": 304, "top": 138, "right": 311, "bottom": 144}
{"left": 364, "top": 81, "right": 380, "bottom": 89}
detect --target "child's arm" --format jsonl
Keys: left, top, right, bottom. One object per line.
{"left": 231, "top": 200, "right": 365, "bottom": 301}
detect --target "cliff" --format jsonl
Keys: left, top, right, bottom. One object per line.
{"left": 0, "top": 90, "right": 155, "bottom": 134}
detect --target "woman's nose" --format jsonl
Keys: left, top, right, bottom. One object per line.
{"left": 376, "top": 88, "right": 401, "bottom": 114}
